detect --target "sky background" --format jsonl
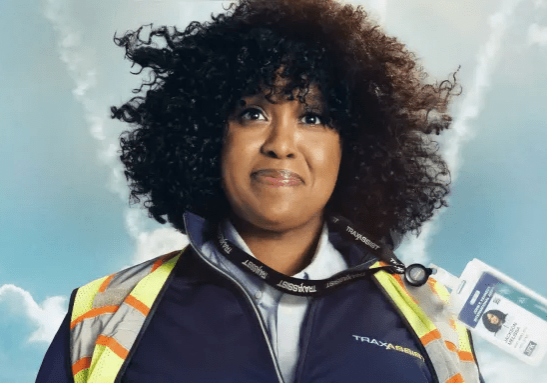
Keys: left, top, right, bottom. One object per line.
{"left": 1, "top": 0, "right": 546, "bottom": 381}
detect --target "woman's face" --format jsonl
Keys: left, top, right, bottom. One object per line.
{"left": 222, "top": 87, "right": 342, "bottom": 233}
{"left": 487, "top": 313, "right": 500, "bottom": 325}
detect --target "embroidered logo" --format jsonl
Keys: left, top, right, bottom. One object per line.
{"left": 352, "top": 335, "right": 424, "bottom": 361}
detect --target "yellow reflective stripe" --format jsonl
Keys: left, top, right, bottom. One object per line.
{"left": 71, "top": 276, "right": 110, "bottom": 322}
{"left": 130, "top": 252, "right": 182, "bottom": 309}
{"left": 72, "top": 356, "right": 91, "bottom": 382}
{"left": 82, "top": 253, "right": 182, "bottom": 382}
{"left": 428, "top": 277, "right": 451, "bottom": 304}
{"left": 73, "top": 368, "right": 89, "bottom": 383}
{"left": 88, "top": 343, "right": 106, "bottom": 378}
{"left": 372, "top": 262, "right": 437, "bottom": 339}
{"left": 88, "top": 345, "right": 125, "bottom": 383}
{"left": 453, "top": 318, "right": 473, "bottom": 354}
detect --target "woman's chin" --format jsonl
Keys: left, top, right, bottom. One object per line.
{"left": 236, "top": 206, "right": 323, "bottom": 234}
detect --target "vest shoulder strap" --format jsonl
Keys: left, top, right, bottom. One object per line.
{"left": 70, "top": 249, "right": 184, "bottom": 383}
{"left": 372, "top": 261, "right": 481, "bottom": 383}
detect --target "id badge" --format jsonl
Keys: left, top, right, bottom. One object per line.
{"left": 437, "top": 259, "right": 547, "bottom": 366}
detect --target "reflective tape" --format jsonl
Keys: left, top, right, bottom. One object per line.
{"left": 373, "top": 262, "right": 436, "bottom": 339}
{"left": 130, "top": 253, "right": 179, "bottom": 309}
{"left": 72, "top": 357, "right": 91, "bottom": 376}
{"left": 70, "top": 250, "right": 183, "bottom": 382}
{"left": 72, "top": 276, "right": 110, "bottom": 323}
{"left": 373, "top": 261, "right": 480, "bottom": 383}
{"left": 71, "top": 312, "right": 115, "bottom": 364}
{"left": 87, "top": 344, "right": 125, "bottom": 383}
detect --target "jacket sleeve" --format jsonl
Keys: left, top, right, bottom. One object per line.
{"left": 35, "top": 290, "right": 76, "bottom": 383}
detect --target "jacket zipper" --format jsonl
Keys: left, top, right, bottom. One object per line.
{"left": 293, "top": 297, "right": 319, "bottom": 383}
{"left": 187, "top": 240, "right": 286, "bottom": 383}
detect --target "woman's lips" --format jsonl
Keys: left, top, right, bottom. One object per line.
{"left": 252, "top": 169, "right": 304, "bottom": 187}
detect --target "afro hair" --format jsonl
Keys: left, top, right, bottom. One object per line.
{"left": 111, "top": 0, "right": 459, "bottom": 239}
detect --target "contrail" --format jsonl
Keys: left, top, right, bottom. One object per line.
{"left": 399, "top": 1, "right": 542, "bottom": 380}
{"left": 398, "top": 0, "right": 526, "bottom": 266}
{"left": 443, "top": 0, "right": 527, "bottom": 180}
{"left": 44, "top": 0, "right": 188, "bottom": 266}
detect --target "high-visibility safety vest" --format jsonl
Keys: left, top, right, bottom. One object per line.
{"left": 69, "top": 248, "right": 480, "bottom": 383}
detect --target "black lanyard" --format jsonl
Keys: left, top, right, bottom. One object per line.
{"left": 214, "top": 216, "right": 431, "bottom": 296}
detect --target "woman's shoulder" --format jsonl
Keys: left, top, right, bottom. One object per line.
{"left": 72, "top": 249, "right": 186, "bottom": 318}
{"left": 79, "top": 249, "right": 184, "bottom": 288}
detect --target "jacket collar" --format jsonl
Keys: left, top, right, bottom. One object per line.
{"left": 183, "top": 211, "right": 377, "bottom": 271}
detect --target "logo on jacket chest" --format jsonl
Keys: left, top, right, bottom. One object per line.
{"left": 352, "top": 335, "right": 424, "bottom": 362}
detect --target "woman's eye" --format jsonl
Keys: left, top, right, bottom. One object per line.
{"left": 301, "top": 114, "right": 323, "bottom": 125}
{"left": 240, "top": 108, "right": 266, "bottom": 121}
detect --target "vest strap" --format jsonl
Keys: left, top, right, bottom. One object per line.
{"left": 70, "top": 250, "right": 183, "bottom": 383}
{"left": 372, "top": 261, "right": 480, "bottom": 383}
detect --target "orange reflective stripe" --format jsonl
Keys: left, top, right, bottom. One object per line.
{"left": 420, "top": 329, "right": 441, "bottom": 346}
{"left": 427, "top": 278, "right": 439, "bottom": 296}
{"left": 446, "top": 372, "right": 464, "bottom": 383}
{"left": 98, "top": 274, "right": 115, "bottom": 293}
{"left": 96, "top": 335, "right": 129, "bottom": 360}
{"left": 445, "top": 340, "right": 457, "bottom": 352}
{"left": 444, "top": 340, "right": 475, "bottom": 362}
{"left": 72, "top": 357, "right": 91, "bottom": 375}
{"left": 125, "top": 294, "right": 150, "bottom": 316}
{"left": 458, "top": 351, "right": 475, "bottom": 362}
{"left": 150, "top": 250, "right": 179, "bottom": 272}
{"left": 392, "top": 273, "right": 406, "bottom": 290}
{"left": 70, "top": 305, "right": 119, "bottom": 329}
{"left": 151, "top": 258, "right": 164, "bottom": 273}
{"left": 392, "top": 273, "right": 419, "bottom": 304}
{"left": 428, "top": 278, "right": 450, "bottom": 304}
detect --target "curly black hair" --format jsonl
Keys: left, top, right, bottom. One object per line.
{"left": 111, "top": 0, "right": 458, "bottom": 239}
{"left": 482, "top": 309, "right": 507, "bottom": 333}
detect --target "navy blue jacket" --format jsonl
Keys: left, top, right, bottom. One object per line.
{"left": 37, "top": 219, "right": 484, "bottom": 382}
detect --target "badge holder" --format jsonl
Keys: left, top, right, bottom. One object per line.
{"left": 430, "top": 259, "right": 547, "bottom": 366}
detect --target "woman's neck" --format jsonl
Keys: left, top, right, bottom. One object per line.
{"left": 230, "top": 215, "right": 324, "bottom": 276}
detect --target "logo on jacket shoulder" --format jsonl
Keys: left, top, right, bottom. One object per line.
{"left": 352, "top": 335, "right": 424, "bottom": 361}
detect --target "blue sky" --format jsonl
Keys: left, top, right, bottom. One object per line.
{"left": 1, "top": 0, "right": 546, "bottom": 381}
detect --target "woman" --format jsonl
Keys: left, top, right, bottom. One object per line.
{"left": 37, "top": 0, "right": 484, "bottom": 382}
{"left": 482, "top": 309, "right": 508, "bottom": 334}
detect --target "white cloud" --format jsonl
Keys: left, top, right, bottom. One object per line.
{"left": 44, "top": 0, "right": 188, "bottom": 266}
{"left": 397, "top": 219, "right": 439, "bottom": 265}
{"left": 134, "top": 227, "right": 189, "bottom": 264}
{"left": 528, "top": 23, "right": 547, "bottom": 46}
{"left": 370, "top": 0, "right": 387, "bottom": 24}
{"left": 398, "top": 0, "right": 525, "bottom": 265}
{"left": 393, "top": 3, "right": 547, "bottom": 380}
{"left": 443, "top": 0, "right": 525, "bottom": 180}
{"left": 0, "top": 285, "right": 67, "bottom": 343}
{"left": 124, "top": 209, "right": 189, "bottom": 264}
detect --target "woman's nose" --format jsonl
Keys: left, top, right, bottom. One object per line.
{"left": 260, "top": 116, "right": 297, "bottom": 159}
